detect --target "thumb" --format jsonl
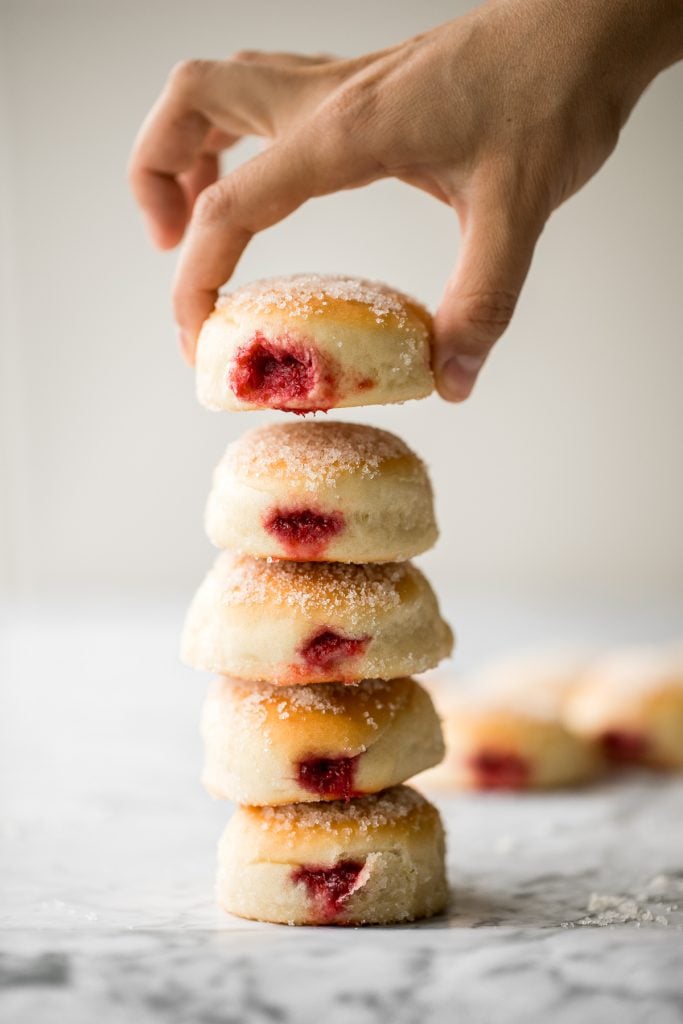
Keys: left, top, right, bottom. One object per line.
{"left": 434, "top": 195, "right": 543, "bottom": 402}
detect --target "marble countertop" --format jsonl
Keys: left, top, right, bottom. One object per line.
{"left": 2, "top": 599, "right": 683, "bottom": 1023}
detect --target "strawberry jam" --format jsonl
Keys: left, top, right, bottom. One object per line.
{"left": 292, "top": 859, "right": 365, "bottom": 922}
{"left": 300, "top": 629, "right": 370, "bottom": 672}
{"left": 601, "top": 730, "right": 647, "bottom": 762}
{"left": 297, "top": 755, "right": 360, "bottom": 799}
{"left": 264, "top": 507, "right": 344, "bottom": 559}
{"left": 469, "top": 750, "right": 530, "bottom": 790}
{"left": 229, "top": 334, "right": 337, "bottom": 410}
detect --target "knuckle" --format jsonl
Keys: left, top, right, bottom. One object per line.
{"left": 325, "top": 79, "right": 378, "bottom": 132}
{"left": 460, "top": 290, "right": 518, "bottom": 340}
{"left": 168, "top": 58, "right": 213, "bottom": 94}
{"left": 228, "top": 49, "right": 265, "bottom": 63}
{"left": 193, "top": 182, "right": 233, "bottom": 226}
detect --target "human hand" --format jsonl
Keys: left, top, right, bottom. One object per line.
{"left": 129, "top": 0, "right": 682, "bottom": 399}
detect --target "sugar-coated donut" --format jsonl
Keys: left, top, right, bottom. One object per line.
{"left": 217, "top": 786, "right": 448, "bottom": 925}
{"left": 181, "top": 553, "right": 453, "bottom": 684}
{"left": 205, "top": 421, "right": 437, "bottom": 563}
{"left": 418, "top": 655, "right": 603, "bottom": 791}
{"left": 564, "top": 646, "right": 683, "bottom": 769}
{"left": 195, "top": 274, "right": 434, "bottom": 412}
{"left": 201, "top": 676, "right": 445, "bottom": 805}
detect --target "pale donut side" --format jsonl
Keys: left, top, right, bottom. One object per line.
{"left": 181, "top": 553, "right": 454, "bottom": 684}
{"left": 205, "top": 421, "right": 438, "bottom": 563}
{"left": 217, "top": 786, "right": 448, "bottom": 925}
{"left": 201, "top": 676, "right": 445, "bottom": 805}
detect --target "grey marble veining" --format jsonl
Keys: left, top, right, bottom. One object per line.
{"left": 2, "top": 602, "right": 683, "bottom": 1023}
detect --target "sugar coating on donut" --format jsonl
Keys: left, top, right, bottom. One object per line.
{"left": 240, "top": 676, "right": 400, "bottom": 712}
{"left": 254, "top": 784, "right": 431, "bottom": 838}
{"left": 217, "top": 676, "right": 407, "bottom": 730}
{"left": 225, "top": 420, "right": 417, "bottom": 490}
{"left": 216, "top": 274, "right": 429, "bottom": 328}
{"left": 219, "top": 553, "right": 407, "bottom": 616}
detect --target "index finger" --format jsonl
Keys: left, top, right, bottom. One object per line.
{"left": 128, "top": 63, "right": 217, "bottom": 249}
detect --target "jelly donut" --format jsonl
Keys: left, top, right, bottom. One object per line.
{"left": 564, "top": 646, "right": 683, "bottom": 768}
{"left": 201, "top": 676, "right": 445, "bottom": 805}
{"left": 181, "top": 553, "right": 453, "bottom": 684}
{"left": 217, "top": 786, "right": 448, "bottom": 925}
{"left": 195, "top": 274, "right": 434, "bottom": 413}
{"left": 205, "top": 421, "right": 437, "bottom": 563}
{"left": 419, "top": 655, "right": 602, "bottom": 791}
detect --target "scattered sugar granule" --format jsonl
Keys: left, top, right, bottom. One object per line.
{"left": 563, "top": 888, "right": 680, "bottom": 930}
{"left": 251, "top": 786, "right": 429, "bottom": 838}
{"left": 223, "top": 677, "right": 407, "bottom": 724}
{"left": 216, "top": 273, "right": 429, "bottom": 330}
{"left": 211, "top": 552, "right": 410, "bottom": 617}
{"left": 221, "top": 420, "right": 422, "bottom": 489}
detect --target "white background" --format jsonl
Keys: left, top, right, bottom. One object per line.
{"left": 1, "top": 0, "right": 682, "bottom": 614}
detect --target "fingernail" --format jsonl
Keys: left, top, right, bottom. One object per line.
{"left": 178, "top": 329, "right": 195, "bottom": 367}
{"left": 438, "top": 354, "right": 485, "bottom": 401}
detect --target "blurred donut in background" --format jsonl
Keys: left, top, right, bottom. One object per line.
{"left": 564, "top": 645, "right": 683, "bottom": 769}
{"left": 417, "top": 653, "right": 604, "bottom": 792}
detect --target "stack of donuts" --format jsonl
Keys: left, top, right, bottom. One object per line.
{"left": 181, "top": 274, "right": 454, "bottom": 925}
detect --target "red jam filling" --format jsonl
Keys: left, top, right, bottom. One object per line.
{"left": 228, "top": 333, "right": 337, "bottom": 411}
{"left": 297, "top": 754, "right": 360, "bottom": 800}
{"left": 299, "top": 629, "right": 370, "bottom": 671}
{"left": 469, "top": 750, "right": 530, "bottom": 790}
{"left": 601, "top": 730, "right": 648, "bottom": 762}
{"left": 264, "top": 507, "right": 344, "bottom": 559}
{"left": 292, "top": 859, "right": 365, "bottom": 922}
